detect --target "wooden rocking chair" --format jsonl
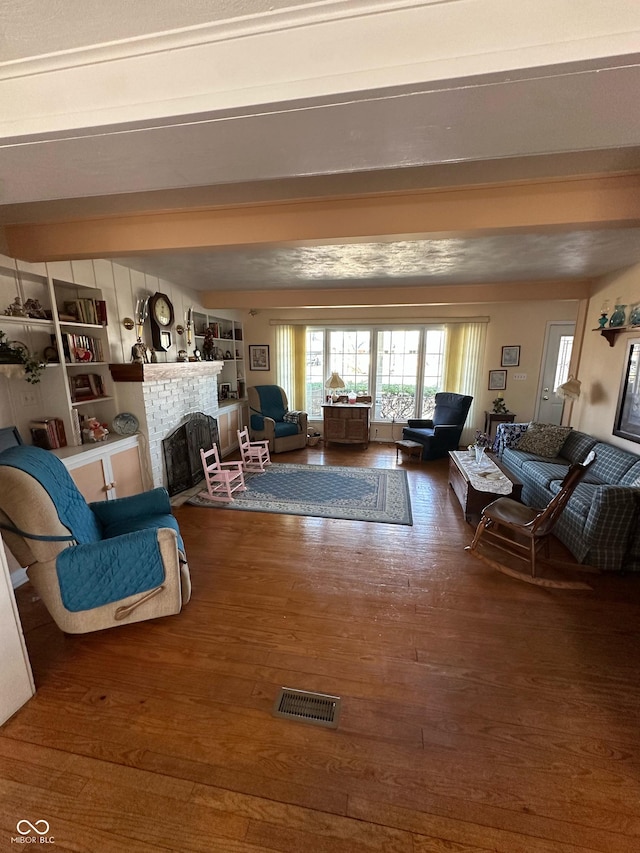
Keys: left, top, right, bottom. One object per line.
{"left": 199, "top": 444, "right": 246, "bottom": 502}
{"left": 465, "top": 450, "right": 596, "bottom": 589}
{"left": 237, "top": 427, "right": 271, "bottom": 473}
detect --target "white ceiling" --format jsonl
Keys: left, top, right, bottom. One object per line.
{"left": 2, "top": 2, "right": 640, "bottom": 298}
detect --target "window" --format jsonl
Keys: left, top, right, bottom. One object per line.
{"left": 375, "top": 329, "right": 421, "bottom": 420}
{"left": 304, "top": 326, "right": 446, "bottom": 420}
{"left": 422, "top": 329, "right": 446, "bottom": 418}
{"left": 553, "top": 335, "right": 574, "bottom": 392}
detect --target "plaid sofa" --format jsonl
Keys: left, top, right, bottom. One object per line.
{"left": 496, "top": 423, "right": 640, "bottom": 572}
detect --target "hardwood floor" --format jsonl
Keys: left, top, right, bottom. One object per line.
{"left": 2, "top": 443, "right": 640, "bottom": 852}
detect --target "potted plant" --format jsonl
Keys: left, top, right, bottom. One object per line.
{"left": 0, "top": 330, "right": 46, "bottom": 384}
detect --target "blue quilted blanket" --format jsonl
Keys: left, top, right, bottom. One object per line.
{"left": 0, "top": 446, "right": 169, "bottom": 612}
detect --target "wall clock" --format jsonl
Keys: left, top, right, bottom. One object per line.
{"left": 149, "top": 292, "right": 174, "bottom": 352}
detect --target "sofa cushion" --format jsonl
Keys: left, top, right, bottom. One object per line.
{"left": 520, "top": 459, "right": 571, "bottom": 490}
{"left": 620, "top": 459, "right": 640, "bottom": 487}
{"left": 588, "top": 443, "right": 639, "bottom": 484}
{"left": 559, "top": 430, "right": 598, "bottom": 464}
{"left": 502, "top": 446, "right": 551, "bottom": 471}
{"left": 516, "top": 422, "right": 572, "bottom": 458}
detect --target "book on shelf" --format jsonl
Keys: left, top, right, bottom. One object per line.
{"left": 30, "top": 417, "right": 67, "bottom": 450}
{"left": 55, "top": 333, "right": 104, "bottom": 363}
{"left": 69, "top": 372, "right": 105, "bottom": 402}
{"left": 61, "top": 298, "right": 108, "bottom": 326}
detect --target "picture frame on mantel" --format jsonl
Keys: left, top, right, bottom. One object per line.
{"left": 613, "top": 337, "right": 640, "bottom": 444}
{"left": 501, "top": 345, "right": 520, "bottom": 367}
{"left": 249, "top": 345, "right": 270, "bottom": 371}
{"left": 488, "top": 369, "right": 507, "bottom": 391}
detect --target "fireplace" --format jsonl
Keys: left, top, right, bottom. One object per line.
{"left": 110, "top": 361, "right": 223, "bottom": 491}
{"left": 163, "top": 413, "right": 219, "bottom": 496}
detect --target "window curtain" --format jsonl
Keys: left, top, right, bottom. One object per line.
{"left": 275, "top": 324, "right": 306, "bottom": 410}
{"left": 443, "top": 322, "right": 487, "bottom": 446}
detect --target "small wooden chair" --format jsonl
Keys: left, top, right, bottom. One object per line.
{"left": 465, "top": 450, "right": 596, "bottom": 588}
{"left": 237, "top": 427, "right": 271, "bottom": 473}
{"left": 199, "top": 444, "right": 246, "bottom": 502}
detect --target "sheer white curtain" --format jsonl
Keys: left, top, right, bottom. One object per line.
{"left": 275, "top": 324, "right": 305, "bottom": 410}
{"left": 444, "top": 322, "right": 487, "bottom": 446}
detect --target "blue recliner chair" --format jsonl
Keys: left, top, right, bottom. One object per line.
{"left": 402, "top": 392, "right": 473, "bottom": 460}
{"left": 248, "top": 385, "right": 308, "bottom": 453}
{"left": 0, "top": 446, "right": 191, "bottom": 634}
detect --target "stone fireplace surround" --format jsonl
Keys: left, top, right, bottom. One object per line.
{"left": 109, "top": 362, "right": 223, "bottom": 491}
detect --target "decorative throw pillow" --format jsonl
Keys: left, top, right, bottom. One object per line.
{"left": 516, "top": 422, "right": 573, "bottom": 458}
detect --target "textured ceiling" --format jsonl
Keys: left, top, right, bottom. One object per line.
{"left": 115, "top": 228, "right": 640, "bottom": 291}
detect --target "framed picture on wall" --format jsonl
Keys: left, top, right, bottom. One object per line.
{"left": 613, "top": 337, "right": 640, "bottom": 444}
{"left": 488, "top": 369, "right": 507, "bottom": 391}
{"left": 249, "top": 345, "right": 270, "bottom": 371}
{"left": 501, "top": 345, "right": 520, "bottom": 367}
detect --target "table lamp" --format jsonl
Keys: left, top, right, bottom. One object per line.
{"left": 325, "top": 371, "right": 345, "bottom": 403}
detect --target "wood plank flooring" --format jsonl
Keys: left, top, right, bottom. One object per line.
{"left": 2, "top": 444, "right": 640, "bottom": 852}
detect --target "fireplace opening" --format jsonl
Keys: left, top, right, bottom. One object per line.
{"left": 163, "top": 412, "right": 219, "bottom": 496}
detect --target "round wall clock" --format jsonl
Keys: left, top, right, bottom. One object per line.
{"left": 149, "top": 292, "right": 174, "bottom": 351}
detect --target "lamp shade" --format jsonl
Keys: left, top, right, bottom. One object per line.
{"left": 555, "top": 375, "right": 581, "bottom": 400}
{"left": 325, "top": 372, "right": 345, "bottom": 391}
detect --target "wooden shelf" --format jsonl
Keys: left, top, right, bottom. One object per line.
{"left": 592, "top": 325, "right": 640, "bottom": 347}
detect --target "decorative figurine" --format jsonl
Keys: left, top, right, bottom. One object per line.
{"left": 81, "top": 416, "right": 108, "bottom": 443}
{"left": 23, "top": 298, "right": 47, "bottom": 319}
{"left": 4, "top": 296, "right": 27, "bottom": 317}
{"left": 131, "top": 340, "right": 149, "bottom": 363}
{"left": 202, "top": 327, "right": 215, "bottom": 360}
{"left": 150, "top": 348, "right": 158, "bottom": 363}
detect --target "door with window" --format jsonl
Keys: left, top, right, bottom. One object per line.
{"left": 536, "top": 322, "right": 575, "bottom": 424}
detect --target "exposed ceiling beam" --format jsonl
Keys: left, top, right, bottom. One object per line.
{"left": 7, "top": 175, "right": 640, "bottom": 262}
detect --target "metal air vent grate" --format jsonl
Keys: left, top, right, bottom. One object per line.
{"left": 272, "top": 688, "right": 341, "bottom": 729}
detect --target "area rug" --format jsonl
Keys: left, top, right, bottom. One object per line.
{"left": 186, "top": 463, "right": 413, "bottom": 525}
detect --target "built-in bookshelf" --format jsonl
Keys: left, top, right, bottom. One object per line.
{"left": 0, "top": 262, "right": 114, "bottom": 447}
{"left": 192, "top": 312, "right": 245, "bottom": 402}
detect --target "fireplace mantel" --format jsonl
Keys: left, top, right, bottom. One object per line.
{"left": 109, "top": 361, "right": 223, "bottom": 382}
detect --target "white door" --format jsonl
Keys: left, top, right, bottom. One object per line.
{"left": 0, "top": 537, "right": 35, "bottom": 724}
{"left": 536, "top": 322, "right": 575, "bottom": 424}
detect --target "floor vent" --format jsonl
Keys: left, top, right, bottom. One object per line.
{"left": 273, "top": 688, "right": 341, "bottom": 729}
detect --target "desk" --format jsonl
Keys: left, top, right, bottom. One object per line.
{"left": 322, "top": 403, "right": 371, "bottom": 448}
{"left": 484, "top": 411, "right": 516, "bottom": 441}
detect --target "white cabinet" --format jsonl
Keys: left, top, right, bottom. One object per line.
{"left": 57, "top": 435, "right": 144, "bottom": 503}
{"left": 217, "top": 400, "right": 249, "bottom": 456}
{"left": 0, "top": 259, "right": 115, "bottom": 448}
{"left": 192, "top": 312, "right": 246, "bottom": 403}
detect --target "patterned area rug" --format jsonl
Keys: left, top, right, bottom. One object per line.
{"left": 185, "top": 463, "right": 413, "bottom": 525}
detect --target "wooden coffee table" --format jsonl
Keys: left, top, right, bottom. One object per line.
{"left": 448, "top": 450, "right": 522, "bottom": 524}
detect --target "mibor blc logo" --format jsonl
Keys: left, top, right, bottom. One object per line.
{"left": 11, "top": 820, "right": 55, "bottom": 844}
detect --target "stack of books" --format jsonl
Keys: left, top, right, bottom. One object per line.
{"left": 31, "top": 417, "right": 67, "bottom": 450}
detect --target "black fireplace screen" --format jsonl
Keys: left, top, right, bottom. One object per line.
{"left": 162, "top": 412, "right": 219, "bottom": 496}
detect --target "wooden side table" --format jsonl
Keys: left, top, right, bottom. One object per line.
{"left": 484, "top": 411, "right": 516, "bottom": 441}
{"left": 322, "top": 403, "right": 372, "bottom": 448}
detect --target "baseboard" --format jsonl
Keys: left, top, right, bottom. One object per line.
{"left": 11, "top": 567, "right": 29, "bottom": 589}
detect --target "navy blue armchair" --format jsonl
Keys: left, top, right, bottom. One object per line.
{"left": 402, "top": 392, "right": 473, "bottom": 460}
